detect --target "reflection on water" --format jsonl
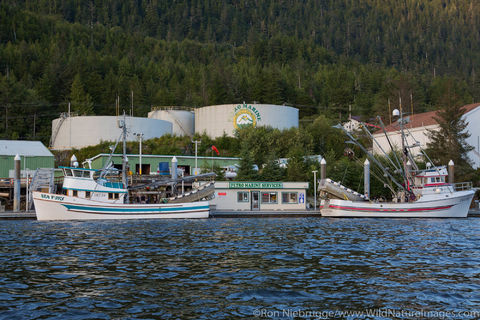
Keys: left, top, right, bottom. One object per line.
{"left": 1, "top": 218, "right": 480, "bottom": 319}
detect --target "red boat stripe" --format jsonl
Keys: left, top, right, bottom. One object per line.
{"left": 328, "top": 205, "right": 453, "bottom": 212}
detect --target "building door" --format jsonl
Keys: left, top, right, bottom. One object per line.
{"left": 251, "top": 191, "right": 260, "bottom": 210}
{"left": 135, "top": 164, "right": 151, "bottom": 175}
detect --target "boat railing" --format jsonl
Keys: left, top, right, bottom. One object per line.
{"left": 453, "top": 181, "right": 473, "bottom": 191}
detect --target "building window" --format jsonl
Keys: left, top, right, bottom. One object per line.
{"left": 86, "top": 191, "right": 91, "bottom": 198}
{"left": 282, "top": 192, "right": 298, "bottom": 204}
{"left": 237, "top": 191, "right": 249, "bottom": 202}
{"left": 72, "top": 190, "right": 78, "bottom": 197}
{"left": 261, "top": 192, "right": 277, "bottom": 204}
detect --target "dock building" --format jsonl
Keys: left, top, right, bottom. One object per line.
{"left": 87, "top": 153, "right": 241, "bottom": 176}
{"left": 0, "top": 140, "right": 54, "bottom": 178}
{"left": 210, "top": 181, "right": 309, "bottom": 211}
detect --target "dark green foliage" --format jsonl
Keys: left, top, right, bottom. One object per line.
{"left": 426, "top": 96, "right": 475, "bottom": 181}
{"left": 236, "top": 141, "right": 259, "bottom": 181}
{"left": 1, "top": 1, "right": 480, "bottom": 144}
{"left": 259, "top": 153, "right": 286, "bottom": 181}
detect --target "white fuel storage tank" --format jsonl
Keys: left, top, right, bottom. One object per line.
{"left": 50, "top": 115, "right": 172, "bottom": 150}
{"left": 148, "top": 108, "right": 194, "bottom": 136}
{"left": 195, "top": 103, "right": 299, "bottom": 138}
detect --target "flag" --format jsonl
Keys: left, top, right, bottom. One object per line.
{"left": 211, "top": 145, "right": 219, "bottom": 155}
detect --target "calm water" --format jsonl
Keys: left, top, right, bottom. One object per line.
{"left": 1, "top": 218, "right": 480, "bottom": 319}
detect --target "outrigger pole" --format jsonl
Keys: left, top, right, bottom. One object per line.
{"left": 376, "top": 116, "right": 405, "bottom": 174}
{"left": 359, "top": 121, "right": 402, "bottom": 175}
{"left": 334, "top": 124, "right": 405, "bottom": 196}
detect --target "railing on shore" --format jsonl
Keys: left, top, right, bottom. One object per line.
{"left": 0, "top": 177, "right": 32, "bottom": 188}
{"left": 453, "top": 181, "right": 473, "bottom": 191}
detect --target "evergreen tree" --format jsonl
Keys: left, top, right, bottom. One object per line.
{"left": 236, "top": 141, "right": 259, "bottom": 181}
{"left": 259, "top": 153, "right": 286, "bottom": 181}
{"left": 70, "top": 74, "right": 94, "bottom": 115}
{"left": 425, "top": 104, "right": 474, "bottom": 181}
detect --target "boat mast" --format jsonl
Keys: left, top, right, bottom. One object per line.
{"left": 121, "top": 111, "right": 128, "bottom": 194}
{"left": 397, "top": 97, "right": 412, "bottom": 193}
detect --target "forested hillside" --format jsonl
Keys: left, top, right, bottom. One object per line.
{"left": 1, "top": 1, "right": 479, "bottom": 143}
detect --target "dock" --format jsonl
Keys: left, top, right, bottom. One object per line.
{"left": 211, "top": 210, "right": 322, "bottom": 218}
{"left": 0, "top": 211, "right": 36, "bottom": 220}
{"left": 1, "top": 210, "right": 480, "bottom": 220}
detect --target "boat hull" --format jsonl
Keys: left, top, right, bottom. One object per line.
{"left": 321, "top": 190, "right": 475, "bottom": 218}
{"left": 33, "top": 192, "right": 209, "bottom": 220}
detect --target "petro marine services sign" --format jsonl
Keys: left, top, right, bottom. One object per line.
{"left": 228, "top": 182, "right": 283, "bottom": 189}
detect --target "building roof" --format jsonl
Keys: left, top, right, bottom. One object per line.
{"left": 382, "top": 103, "right": 480, "bottom": 132}
{"left": 0, "top": 140, "right": 53, "bottom": 157}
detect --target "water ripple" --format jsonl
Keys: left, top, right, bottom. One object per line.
{"left": 1, "top": 218, "right": 480, "bottom": 318}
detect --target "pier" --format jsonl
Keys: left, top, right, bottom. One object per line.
{"left": 3, "top": 209, "right": 480, "bottom": 220}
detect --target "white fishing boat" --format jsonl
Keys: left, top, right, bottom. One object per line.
{"left": 320, "top": 110, "right": 475, "bottom": 218}
{"left": 33, "top": 166, "right": 209, "bottom": 220}
{"left": 33, "top": 113, "right": 210, "bottom": 220}
{"left": 320, "top": 166, "right": 474, "bottom": 218}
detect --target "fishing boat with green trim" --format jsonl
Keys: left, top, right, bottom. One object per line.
{"left": 33, "top": 113, "right": 210, "bottom": 220}
{"left": 32, "top": 166, "right": 210, "bottom": 220}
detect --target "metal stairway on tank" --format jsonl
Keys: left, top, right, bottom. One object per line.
{"left": 28, "top": 168, "right": 55, "bottom": 209}
{"left": 166, "top": 109, "right": 192, "bottom": 137}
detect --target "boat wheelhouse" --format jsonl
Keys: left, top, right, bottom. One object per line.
{"left": 60, "top": 166, "right": 127, "bottom": 203}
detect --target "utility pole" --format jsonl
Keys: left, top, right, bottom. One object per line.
{"left": 131, "top": 90, "right": 133, "bottom": 117}
{"left": 33, "top": 113, "right": 36, "bottom": 138}
{"left": 135, "top": 133, "right": 144, "bottom": 174}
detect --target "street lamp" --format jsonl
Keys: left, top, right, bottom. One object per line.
{"left": 312, "top": 170, "right": 318, "bottom": 211}
{"left": 192, "top": 140, "right": 201, "bottom": 175}
{"left": 134, "top": 133, "right": 144, "bottom": 175}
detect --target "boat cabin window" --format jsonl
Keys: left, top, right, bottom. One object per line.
{"left": 86, "top": 191, "right": 91, "bottom": 198}
{"left": 64, "top": 169, "right": 73, "bottom": 176}
{"left": 71, "top": 169, "right": 91, "bottom": 178}
{"left": 73, "top": 190, "right": 78, "bottom": 197}
{"left": 108, "top": 193, "right": 120, "bottom": 200}
{"left": 430, "top": 177, "right": 442, "bottom": 183}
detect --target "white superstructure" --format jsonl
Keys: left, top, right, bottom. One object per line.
{"left": 195, "top": 103, "right": 299, "bottom": 138}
